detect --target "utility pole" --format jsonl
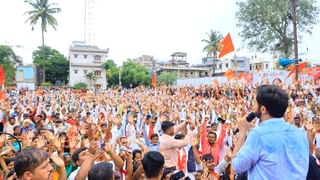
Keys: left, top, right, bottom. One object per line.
{"left": 291, "top": 0, "right": 299, "bottom": 81}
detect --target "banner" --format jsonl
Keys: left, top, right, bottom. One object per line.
{"left": 253, "top": 70, "right": 292, "bottom": 85}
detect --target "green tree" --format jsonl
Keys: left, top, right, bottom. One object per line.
{"left": 85, "top": 72, "right": 97, "bottom": 88}
{"left": 0, "top": 45, "right": 19, "bottom": 85}
{"left": 73, "top": 82, "right": 87, "bottom": 90}
{"left": 103, "top": 60, "right": 119, "bottom": 87}
{"left": 157, "top": 72, "right": 177, "bottom": 85}
{"left": 25, "top": 0, "right": 61, "bottom": 83}
{"left": 121, "top": 59, "right": 151, "bottom": 88}
{"left": 236, "top": 0, "right": 319, "bottom": 57}
{"left": 202, "top": 30, "right": 223, "bottom": 58}
{"left": 32, "top": 46, "right": 69, "bottom": 85}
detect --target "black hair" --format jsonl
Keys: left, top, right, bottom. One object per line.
{"left": 88, "top": 162, "right": 113, "bottom": 180}
{"left": 161, "top": 121, "right": 175, "bottom": 133}
{"left": 5, "top": 157, "right": 15, "bottom": 165}
{"left": 150, "top": 133, "right": 159, "bottom": 139}
{"left": 256, "top": 85, "right": 288, "bottom": 118}
{"left": 202, "top": 153, "right": 214, "bottom": 162}
{"left": 132, "top": 149, "right": 142, "bottom": 161}
{"left": 207, "top": 131, "right": 217, "bottom": 138}
{"left": 142, "top": 151, "right": 164, "bottom": 178}
{"left": 14, "top": 148, "right": 49, "bottom": 178}
{"left": 174, "top": 134, "right": 185, "bottom": 140}
{"left": 71, "top": 147, "right": 88, "bottom": 165}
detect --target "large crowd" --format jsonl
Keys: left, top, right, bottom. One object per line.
{"left": 0, "top": 79, "right": 319, "bottom": 180}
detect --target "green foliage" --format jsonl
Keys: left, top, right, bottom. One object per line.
{"left": 73, "top": 82, "right": 87, "bottom": 90}
{"left": 85, "top": 72, "right": 98, "bottom": 87}
{"left": 157, "top": 72, "right": 177, "bottom": 85}
{"left": 103, "top": 59, "right": 152, "bottom": 88}
{"left": 32, "top": 46, "right": 69, "bottom": 84}
{"left": 40, "top": 82, "right": 52, "bottom": 87}
{"left": 120, "top": 59, "right": 151, "bottom": 88}
{"left": 202, "top": 30, "right": 223, "bottom": 58}
{"left": 0, "top": 45, "right": 18, "bottom": 85}
{"left": 25, "top": 0, "right": 61, "bottom": 82}
{"left": 24, "top": 0, "right": 61, "bottom": 32}
{"left": 103, "top": 60, "right": 119, "bottom": 87}
{"left": 236, "top": 0, "right": 319, "bottom": 57}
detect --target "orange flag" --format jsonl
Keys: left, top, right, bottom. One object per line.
{"left": 0, "top": 65, "right": 4, "bottom": 85}
{"left": 286, "top": 62, "right": 308, "bottom": 79}
{"left": 224, "top": 69, "right": 236, "bottom": 80}
{"left": 151, "top": 71, "right": 156, "bottom": 88}
{"left": 218, "top": 33, "right": 235, "bottom": 59}
{"left": 0, "top": 91, "right": 5, "bottom": 101}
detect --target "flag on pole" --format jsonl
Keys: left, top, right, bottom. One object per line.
{"left": 286, "top": 62, "right": 308, "bottom": 79}
{"left": 0, "top": 65, "right": 5, "bottom": 85}
{"left": 218, "top": 33, "right": 235, "bottom": 59}
{"left": 151, "top": 71, "right": 157, "bottom": 88}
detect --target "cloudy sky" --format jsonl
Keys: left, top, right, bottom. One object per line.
{"left": 0, "top": 0, "right": 319, "bottom": 65}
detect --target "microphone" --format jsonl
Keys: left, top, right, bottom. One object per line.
{"left": 233, "top": 112, "right": 257, "bottom": 135}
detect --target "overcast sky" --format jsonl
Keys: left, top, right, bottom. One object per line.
{"left": 0, "top": 0, "right": 319, "bottom": 65}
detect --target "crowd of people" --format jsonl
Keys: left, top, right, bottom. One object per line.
{"left": 0, "top": 79, "right": 319, "bottom": 180}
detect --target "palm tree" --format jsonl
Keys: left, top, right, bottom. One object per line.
{"left": 24, "top": 0, "right": 61, "bottom": 83}
{"left": 202, "top": 30, "right": 223, "bottom": 58}
{"left": 85, "top": 72, "right": 97, "bottom": 89}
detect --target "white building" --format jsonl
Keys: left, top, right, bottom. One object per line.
{"left": 69, "top": 41, "right": 109, "bottom": 89}
{"left": 250, "top": 57, "right": 275, "bottom": 73}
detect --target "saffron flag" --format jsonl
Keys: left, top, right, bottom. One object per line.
{"left": 151, "top": 71, "right": 156, "bottom": 88}
{"left": 307, "top": 67, "right": 320, "bottom": 79}
{"left": 224, "top": 69, "right": 236, "bottom": 80}
{"left": 0, "top": 65, "right": 4, "bottom": 85}
{"left": 218, "top": 33, "right": 235, "bottom": 59}
{"left": 286, "top": 62, "right": 308, "bottom": 79}
{"left": 0, "top": 91, "right": 5, "bottom": 101}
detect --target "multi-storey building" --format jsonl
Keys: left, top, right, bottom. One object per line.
{"left": 69, "top": 41, "right": 109, "bottom": 89}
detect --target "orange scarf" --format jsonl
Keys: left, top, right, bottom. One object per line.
{"left": 177, "top": 148, "right": 187, "bottom": 172}
{"left": 148, "top": 125, "right": 154, "bottom": 140}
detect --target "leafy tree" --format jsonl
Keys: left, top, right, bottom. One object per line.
{"left": 202, "top": 30, "right": 223, "bottom": 58}
{"left": 103, "top": 59, "right": 120, "bottom": 87}
{"left": 32, "top": 46, "right": 69, "bottom": 84}
{"left": 25, "top": 0, "right": 61, "bottom": 83}
{"left": 73, "top": 82, "right": 87, "bottom": 90}
{"left": 157, "top": 72, "right": 177, "bottom": 85}
{"left": 0, "top": 45, "right": 19, "bottom": 85}
{"left": 236, "top": 0, "right": 319, "bottom": 57}
{"left": 120, "top": 59, "right": 151, "bottom": 88}
{"left": 85, "top": 72, "right": 97, "bottom": 88}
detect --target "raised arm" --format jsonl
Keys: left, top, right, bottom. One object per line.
{"left": 163, "top": 131, "right": 193, "bottom": 149}
{"left": 216, "top": 123, "right": 226, "bottom": 149}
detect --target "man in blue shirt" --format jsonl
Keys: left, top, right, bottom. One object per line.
{"left": 232, "top": 85, "right": 309, "bottom": 180}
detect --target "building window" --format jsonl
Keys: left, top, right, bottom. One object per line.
{"left": 250, "top": 64, "right": 252, "bottom": 71}
{"left": 94, "top": 55, "right": 101, "bottom": 62}
{"left": 266, "top": 64, "right": 269, "bottom": 69}
{"left": 219, "top": 64, "right": 222, "bottom": 69}
{"left": 84, "top": 54, "right": 88, "bottom": 59}
{"left": 74, "top": 70, "right": 78, "bottom": 74}
{"left": 226, "top": 63, "right": 229, "bottom": 68}
{"left": 74, "top": 54, "right": 78, "bottom": 58}
{"left": 84, "top": 70, "right": 87, "bottom": 74}
{"left": 94, "top": 70, "right": 101, "bottom": 77}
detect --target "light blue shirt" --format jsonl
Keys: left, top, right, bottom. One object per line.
{"left": 232, "top": 118, "right": 309, "bottom": 180}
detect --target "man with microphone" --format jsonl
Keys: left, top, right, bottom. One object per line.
{"left": 232, "top": 85, "right": 309, "bottom": 179}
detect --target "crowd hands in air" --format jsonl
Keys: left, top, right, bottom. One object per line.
{"left": 0, "top": 80, "right": 319, "bottom": 180}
